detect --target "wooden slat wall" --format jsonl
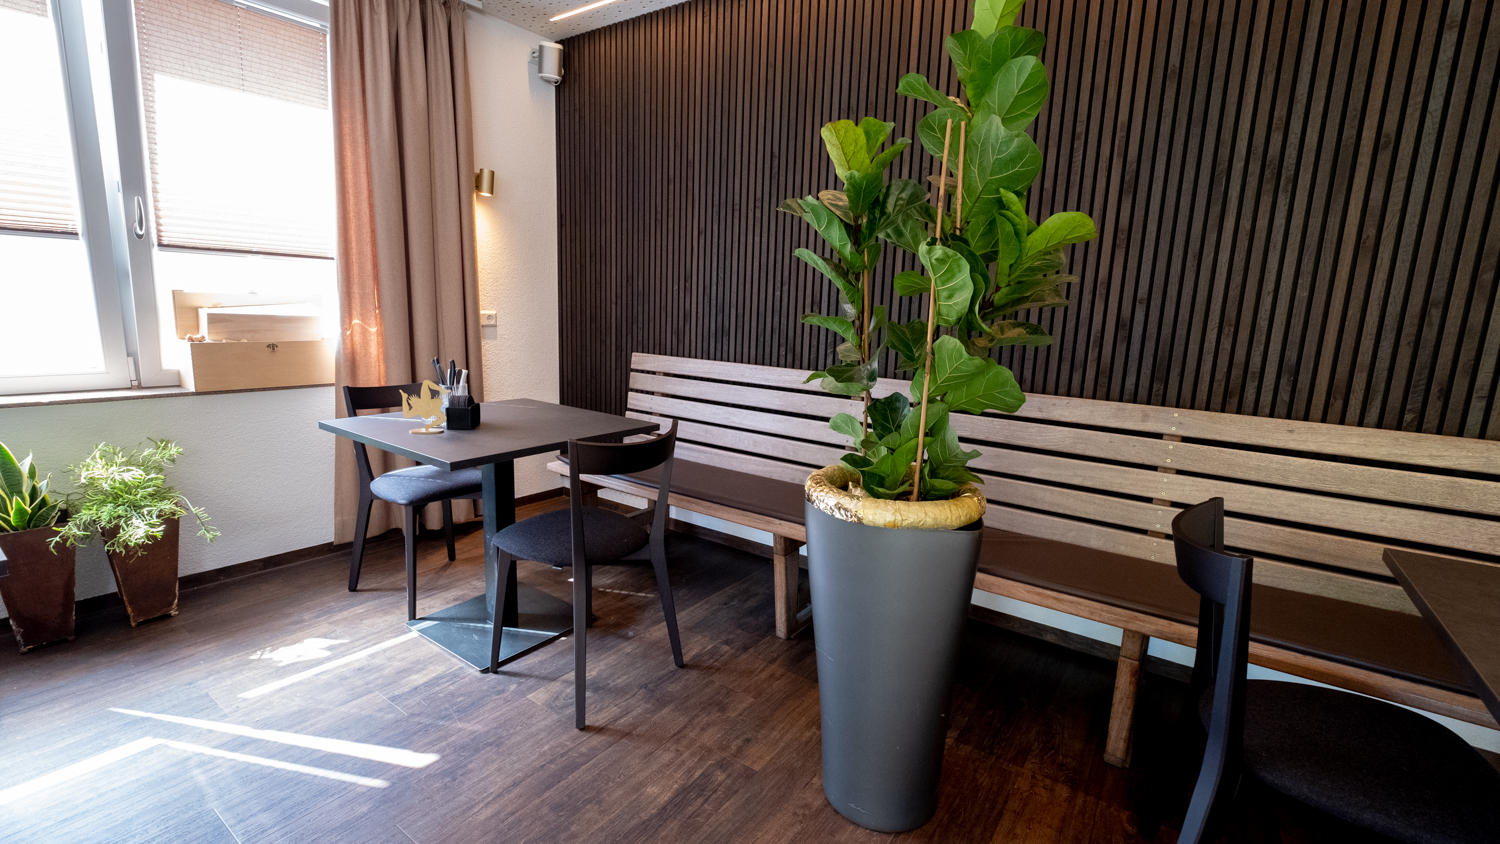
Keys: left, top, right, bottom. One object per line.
{"left": 557, "top": 0, "right": 1500, "bottom": 440}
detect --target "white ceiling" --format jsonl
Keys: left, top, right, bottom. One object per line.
{"left": 480, "top": 0, "right": 690, "bottom": 41}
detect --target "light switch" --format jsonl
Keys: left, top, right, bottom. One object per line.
{"left": 480, "top": 311, "right": 497, "bottom": 326}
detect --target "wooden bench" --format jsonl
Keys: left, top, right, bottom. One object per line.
{"left": 549, "top": 353, "right": 1500, "bottom": 767}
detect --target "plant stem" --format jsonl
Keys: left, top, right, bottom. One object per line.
{"left": 861, "top": 266, "right": 871, "bottom": 437}
{"left": 954, "top": 121, "right": 967, "bottom": 228}
{"left": 912, "top": 119, "right": 954, "bottom": 503}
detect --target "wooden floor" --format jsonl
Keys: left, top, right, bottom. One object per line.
{"left": 0, "top": 502, "right": 1412, "bottom": 843}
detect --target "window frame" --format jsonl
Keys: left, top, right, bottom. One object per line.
{"left": 0, "top": 0, "right": 331, "bottom": 397}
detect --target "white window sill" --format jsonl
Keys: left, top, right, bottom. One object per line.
{"left": 0, "top": 383, "right": 333, "bottom": 410}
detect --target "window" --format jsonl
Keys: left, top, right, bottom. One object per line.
{"left": 0, "top": 0, "right": 334, "bottom": 396}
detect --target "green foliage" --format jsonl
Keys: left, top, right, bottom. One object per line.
{"left": 786, "top": 0, "right": 1097, "bottom": 503}
{"left": 0, "top": 442, "right": 61, "bottom": 533}
{"left": 51, "top": 440, "right": 219, "bottom": 554}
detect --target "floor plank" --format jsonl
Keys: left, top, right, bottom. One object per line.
{"left": 0, "top": 509, "right": 1409, "bottom": 843}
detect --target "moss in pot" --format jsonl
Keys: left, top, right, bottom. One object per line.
{"left": 52, "top": 440, "right": 218, "bottom": 626}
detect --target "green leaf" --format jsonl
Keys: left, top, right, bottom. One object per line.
{"left": 867, "top": 139, "right": 912, "bottom": 174}
{"left": 868, "top": 393, "right": 910, "bottom": 440}
{"left": 977, "top": 321, "right": 1053, "bottom": 348}
{"left": 887, "top": 320, "right": 929, "bottom": 370}
{"left": 963, "top": 113, "right": 1044, "bottom": 203}
{"left": 797, "top": 197, "right": 864, "bottom": 271}
{"left": 844, "top": 171, "right": 882, "bottom": 218}
{"left": 945, "top": 30, "right": 992, "bottom": 91}
{"left": 1025, "top": 211, "right": 1097, "bottom": 257}
{"left": 0, "top": 443, "right": 23, "bottom": 498}
{"left": 820, "top": 120, "right": 872, "bottom": 182}
{"left": 792, "top": 249, "right": 861, "bottom": 312}
{"left": 818, "top": 362, "right": 877, "bottom": 396}
{"left": 988, "top": 271, "right": 1076, "bottom": 316}
{"left": 777, "top": 197, "right": 808, "bottom": 218}
{"left": 983, "top": 56, "right": 1048, "bottom": 130}
{"left": 897, "top": 400, "right": 950, "bottom": 443}
{"left": 897, "top": 72, "right": 953, "bottom": 109}
{"left": 859, "top": 117, "right": 894, "bottom": 157}
{"left": 945, "top": 357, "right": 1026, "bottom": 414}
{"left": 994, "top": 25, "right": 1047, "bottom": 62}
{"left": 818, "top": 190, "right": 852, "bottom": 223}
{"left": 917, "top": 106, "right": 969, "bottom": 159}
{"left": 925, "top": 416, "right": 982, "bottom": 473}
{"left": 871, "top": 179, "right": 934, "bottom": 253}
{"left": 917, "top": 242, "right": 975, "bottom": 326}
{"left": 829, "top": 413, "right": 864, "bottom": 443}
{"left": 802, "top": 313, "right": 860, "bottom": 348}
{"left": 986, "top": 286, "right": 1069, "bottom": 319}
{"left": 929, "top": 335, "right": 989, "bottom": 393}
{"left": 972, "top": 0, "right": 1027, "bottom": 35}
{"left": 893, "top": 270, "right": 929, "bottom": 297}
{"left": 10, "top": 496, "right": 31, "bottom": 532}
{"left": 28, "top": 500, "right": 59, "bottom": 530}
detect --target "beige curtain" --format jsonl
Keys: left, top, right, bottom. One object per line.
{"left": 330, "top": 0, "right": 484, "bottom": 543}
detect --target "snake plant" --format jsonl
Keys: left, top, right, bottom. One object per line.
{"left": 0, "top": 442, "right": 61, "bottom": 533}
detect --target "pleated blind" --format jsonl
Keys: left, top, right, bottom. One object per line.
{"left": 0, "top": 0, "right": 81, "bottom": 236}
{"left": 133, "top": 0, "right": 333, "bottom": 257}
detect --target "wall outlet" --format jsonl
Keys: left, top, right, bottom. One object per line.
{"left": 480, "top": 311, "right": 497, "bottom": 326}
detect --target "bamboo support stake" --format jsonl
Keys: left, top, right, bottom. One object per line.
{"left": 912, "top": 119, "right": 954, "bottom": 502}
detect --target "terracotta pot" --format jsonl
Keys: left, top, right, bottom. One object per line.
{"left": 0, "top": 525, "right": 77, "bottom": 652}
{"left": 104, "top": 517, "right": 181, "bottom": 626}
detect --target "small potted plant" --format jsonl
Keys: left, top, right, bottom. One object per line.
{"left": 52, "top": 440, "right": 218, "bottom": 626}
{"left": 785, "top": 0, "right": 1096, "bottom": 832}
{"left": 0, "top": 442, "right": 74, "bottom": 652}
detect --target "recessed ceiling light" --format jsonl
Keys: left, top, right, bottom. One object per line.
{"left": 550, "top": 0, "right": 620, "bottom": 21}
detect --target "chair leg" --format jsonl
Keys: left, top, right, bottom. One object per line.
{"left": 489, "top": 551, "right": 515, "bottom": 673}
{"left": 442, "top": 499, "right": 456, "bottom": 561}
{"left": 650, "top": 540, "right": 685, "bottom": 668}
{"left": 403, "top": 505, "right": 418, "bottom": 621}
{"left": 584, "top": 564, "right": 594, "bottom": 627}
{"left": 348, "top": 491, "right": 374, "bottom": 592}
{"left": 574, "top": 560, "right": 588, "bottom": 730}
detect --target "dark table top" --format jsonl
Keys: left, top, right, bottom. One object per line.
{"left": 319, "top": 398, "right": 657, "bottom": 470}
{"left": 1384, "top": 548, "right": 1500, "bottom": 723}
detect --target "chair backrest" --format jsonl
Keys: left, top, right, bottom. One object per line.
{"left": 567, "top": 421, "right": 679, "bottom": 558}
{"left": 1173, "top": 498, "right": 1254, "bottom": 844}
{"left": 342, "top": 383, "right": 425, "bottom": 486}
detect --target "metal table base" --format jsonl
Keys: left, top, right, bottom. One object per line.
{"left": 407, "top": 585, "right": 573, "bottom": 672}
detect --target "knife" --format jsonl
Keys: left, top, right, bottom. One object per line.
{"left": 432, "top": 357, "right": 445, "bottom": 386}
{"left": 448, "top": 360, "right": 457, "bottom": 389}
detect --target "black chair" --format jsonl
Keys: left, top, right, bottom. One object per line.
{"left": 344, "top": 384, "right": 483, "bottom": 620}
{"left": 1173, "top": 498, "right": 1500, "bottom": 844}
{"left": 491, "top": 421, "right": 684, "bottom": 729}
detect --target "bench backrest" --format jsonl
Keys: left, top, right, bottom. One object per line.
{"left": 626, "top": 353, "right": 1500, "bottom": 614}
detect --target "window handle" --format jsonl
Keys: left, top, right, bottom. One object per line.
{"left": 133, "top": 196, "right": 146, "bottom": 239}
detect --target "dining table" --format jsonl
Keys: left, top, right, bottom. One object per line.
{"left": 320, "top": 397, "right": 657, "bottom": 671}
{"left": 1384, "top": 548, "right": 1500, "bottom": 725}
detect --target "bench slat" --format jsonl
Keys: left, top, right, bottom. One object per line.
{"left": 983, "top": 504, "right": 1413, "bottom": 613}
{"left": 954, "top": 415, "right": 1500, "bottom": 517}
{"left": 627, "top": 411, "right": 846, "bottom": 468}
{"left": 631, "top": 372, "right": 856, "bottom": 418}
{"left": 670, "top": 442, "right": 813, "bottom": 487}
{"left": 972, "top": 445, "right": 1500, "bottom": 558}
{"left": 629, "top": 393, "right": 850, "bottom": 446}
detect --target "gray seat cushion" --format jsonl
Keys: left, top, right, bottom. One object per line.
{"left": 1200, "top": 680, "right": 1500, "bottom": 844}
{"left": 369, "top": 465, "right": 483, "bottom": 506}
{"left": 493, "top": 506, "right": 647, "bottom": 567}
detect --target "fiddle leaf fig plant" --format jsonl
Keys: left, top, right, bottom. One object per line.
{"left": 791, "top": 0, "right": 1097, "bottom": 503}
{"left": 0, "top": 442, "right": 62, "bottom": 533}
{"left": 51, "top": 440, "right": 219, "bottom": 554}
{"left": 780, "top": 117, "right": 933, "bottom": 431}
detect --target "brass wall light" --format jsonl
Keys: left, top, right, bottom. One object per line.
{"left": 474, "top": 169, "right": 495, "bottom": 196}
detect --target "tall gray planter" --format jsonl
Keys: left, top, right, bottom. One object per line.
{"left": 805, "top": 502, "right": 983, "bottom": 832}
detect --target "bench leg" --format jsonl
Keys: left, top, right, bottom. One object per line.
{"left": 580, "top": 481, "right": 601, "bottom": 508}
{"left": 1104, "top": 629, "right": 1148, "bottom": 768}
{"left": 773, "top": 536, "right": 810, "bottom": 640}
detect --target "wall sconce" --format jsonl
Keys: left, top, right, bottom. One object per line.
{"left": 474, "top": 169, "right": 495, "bottom": 197}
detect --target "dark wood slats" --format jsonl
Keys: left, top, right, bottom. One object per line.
{"left": 557, "top": 0, "right": 1500, "bottom": 442}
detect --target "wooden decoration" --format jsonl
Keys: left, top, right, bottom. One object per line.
{"left": 401, "top": 380, "right": 450, "bottom": 434}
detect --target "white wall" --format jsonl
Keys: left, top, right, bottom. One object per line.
{"left": 467, "top": 10, "right": 564, "bottom": 500}
{"left": 0, "top": 387, "right": 335, "bottom": 618}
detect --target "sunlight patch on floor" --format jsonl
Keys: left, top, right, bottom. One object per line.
{"left": 249, "top": 637, "right": 350, "bottom": 667}
{"left": 109, "top": 709, "right": 440, "bottom": 768}
{"left": 238, "top": 631, "right": 420, "bottom": 699}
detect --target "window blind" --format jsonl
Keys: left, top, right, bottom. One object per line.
{"left": 133, "top": 0, "right": 334, "bottom": 257}
{"left": 0, "top": 0, "right": 82, "bottom": 236}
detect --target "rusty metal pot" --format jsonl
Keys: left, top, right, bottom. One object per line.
{"left": 0, "top": 526, "right": 77, "bottom": 652}
{"left": 104, "top": 517, "right": 181, "bottom": 626}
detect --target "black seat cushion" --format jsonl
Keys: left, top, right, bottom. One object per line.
{"left": 1198, "top": 680, "right": 1500, "bottom": 844}
{"left": 369, "top": 465, "right": 482, "bottom": 506}
{"left": 493, "top": 506, "right": 647, "bottom": 567}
